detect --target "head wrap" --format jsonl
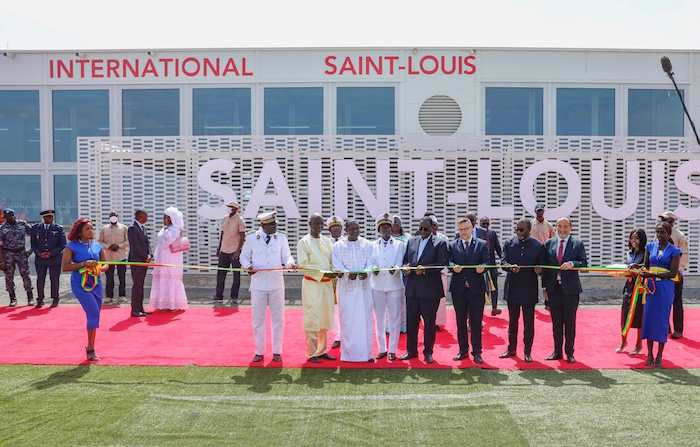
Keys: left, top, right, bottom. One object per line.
{"left": 165, "top": 206, "right": 184, "bottom": 231}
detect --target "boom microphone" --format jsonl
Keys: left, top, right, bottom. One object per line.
{"left": 660, "top": 56, "right": 673, "bottom": 75}
{"left": 660, "top": 56, "right": 700, "bottom": 147}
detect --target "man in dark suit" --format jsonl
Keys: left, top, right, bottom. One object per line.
{"left": 500, "top": 219, "right": 545, "bottom": 363}
{"left": 400, "top": 217, "right": 448, "bottom": 364}
{"left": 128, "top": 209, "right": 152, "bottom": 317}
{"left": 542, "top": 217, "right": 587, "bottom": 364}
{"left": 474, "top": 216, "right": 502, "bottom": 316}
{"left": 30, "top": 210, "right": 67, "bottom": 308}
{"left": 449, "top": 217, "right": 489, "bottom": 364}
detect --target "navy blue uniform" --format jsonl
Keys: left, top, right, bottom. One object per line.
{"left": 31, "top": 222, "right": 67, "bottom": 305}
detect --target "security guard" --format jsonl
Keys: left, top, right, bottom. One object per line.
{"left": 240, "top": 212, "right": 295, "bottom": 363}
{"left": 31, "top": 210, "right": 67, "bottom": 308}
{"left": 0, "top": 209, "right": 34, "bottom": 307}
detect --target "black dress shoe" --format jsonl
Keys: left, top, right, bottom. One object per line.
{"left": 399, "top": 353, "right": 418, "bottom": 360}
{"left": 566, "top": 356, "right": 576, "bottom": 364}
{"left": 473, "top": 354, "right": 484, "bottom": 364}
{"left": 308, "top": 356, "right": 321, "bottom": 364}
{"left": 499, "top": 350, "right": 516, "bottom": 359}
{"left": 453, "top": 353, "right": 468, "bottom": 361}
{"left": 545, "top": 352, "right": 563, "bottom": 361}
{"left": 142, "top": 310, "right": 153, "bottom": 315}
{"left": 273, "top": 354, "right": 282, "bottom": 362}
{"left": 367, "top": 358, "right": 375, "bottom": 363}
{"left": 524, "top": 354, "right": 533, "bottom": 363}
{"left": 253, "top": 354, "right": 264, "bottom": 363}
{"left": 376, "top": 352, "right": 387, "bottom": 360}
{"left": 50, "top": 300, "right": 59, "bottom": 308}
{"left": 435, "top": 325, "right": 443, "bottom": 332}
{"left": 131, "top": 311, "right": 147, "bottom": 317}
{"left": 425, "top": 354, "right": 434, "bottom": 364}
{"left": 388, "top": 353, "right": 396, "bottom": 361}
{"left": 331, "top": 340, "right": 341, "bottom": 349}
{"left": 318, "top": 353, "right": 336, "bottom": 360}
{"left": 35, "top": 302, "right": 43, "bottom": 309}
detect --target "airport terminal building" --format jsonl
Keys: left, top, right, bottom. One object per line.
{"left": 1, "top": 47, "right": 699, "bottom": 272}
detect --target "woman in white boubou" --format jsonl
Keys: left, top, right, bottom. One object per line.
{"left": 149, "top": 206, "right": 188, "bottom": 311}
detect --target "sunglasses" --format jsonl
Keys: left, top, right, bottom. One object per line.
{"left": 419, "top": 227, "right": 431, "bottom": 232}
{"left": 515, "top": 228, "right": 527, "bottom": 232}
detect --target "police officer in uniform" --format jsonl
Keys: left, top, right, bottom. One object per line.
{"left": 240, "top": 212, "right": 296, "bottom": 363}
{"left": 31, "top": 210, "right": 67, "bottom": 308}
{"left": 0, "top": 209, "right": 34, "bottom": 306}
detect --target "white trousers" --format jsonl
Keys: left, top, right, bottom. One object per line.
{"left": 251, "top": 288, "right": 285, "bottom": 355}
{"left": 372, "top": 289, "right": 404, "bottom": 354}
{"left": 436, "top": 271, "right": 448, "bottom": 325}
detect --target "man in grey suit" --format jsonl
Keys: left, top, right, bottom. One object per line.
{"left": 542, "top": 217, "right": 587, "bottom": 364}
{"left": 400, "top": 217, "right": 448, "bottom": 364}
{"left": 127, "top": 209, "right": 152, "bottom": 317}
{"left": 449, "top": 217, "right": 488, "bottom": 364}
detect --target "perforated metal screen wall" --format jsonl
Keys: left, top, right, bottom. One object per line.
{"left": 78, "top": 136, "right": 700, "bottom": 274}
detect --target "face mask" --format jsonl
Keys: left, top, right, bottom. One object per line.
{"left": 109, "top": 216, "right": 118, "bottom": 224}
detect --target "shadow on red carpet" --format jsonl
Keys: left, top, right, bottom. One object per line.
{"left": 1, "top": 306, "right": 699, "bottom": 370}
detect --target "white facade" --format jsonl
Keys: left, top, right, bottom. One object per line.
{"left": 1, "top": 47, "right": 699, "bottom": 272}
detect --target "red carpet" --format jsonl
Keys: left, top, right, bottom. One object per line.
{"left": 1, "top": 305, "right": 699, "bottom": 370}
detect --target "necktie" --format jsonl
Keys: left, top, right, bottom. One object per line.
{"left": 463, "top": 240, "right": 467, "bottom": 252}
{"left": 557, "top": 239, "right": 565, "bottom": 264}
{"left": 265, "top": 234, "right": 271, "bottom": 245}
{"left": 45, "top": 225, "right": 49, "bottom": 231}
{"left": 486, "top": 232, "right": 492, "bottom": 254}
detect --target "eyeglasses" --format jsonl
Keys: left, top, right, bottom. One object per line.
{"left": 419, "top": 227, "right": 431, "bottom": 232}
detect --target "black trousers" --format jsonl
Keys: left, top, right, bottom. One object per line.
{"left": 130, "top": 265, "right": 148, "bottom": 313}
{"left": 507, "top": 301, "right": 536, "bottom": 354}
{"left": 36, "top": 263, "right": 60, "bottom": 302}
{"left": 105, "top": 262, "right": 127, "bottom": 298}
{"left": 672, "top": 275, "right": 684, "bottom": 333}
{"left": 452, "top": 287, "right": 486, "bottom": 355}
{"left": 487, "top": 269, "right": 499, "bottom": 309}
{"left": 215, "top": 252, "right": 241, "bottom": 300}
{"left": 549, "top": 283, "right": 579, "bottom": 356}
{"left": 406, "top": 297, "right": 440, "bottom": 356}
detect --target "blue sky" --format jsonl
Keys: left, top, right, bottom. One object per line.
{"left": 1, "top": 0, "right": 699, "bottom": 51}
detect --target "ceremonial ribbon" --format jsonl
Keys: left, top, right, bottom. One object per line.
{"left": 78, "top": 263, "right": 102, "bottom": 292}
{"left": 621, "top": 272, "right": 647, "bottom": 337}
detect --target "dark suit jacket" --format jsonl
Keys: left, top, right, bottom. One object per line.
{"left": 403, "top": 234, "right": 448, "bottom": 300}
{"left": 501, "top": 236, "right": 546, "bottom": 304}
{"left": 448, "top": 237, "right": 489, "bottom": 296}
{"left": 31, "top": 223, "right": 67, "bottom": 266}
{"left": 127, "top": 221, "right": 151, "bottom": 262}
{"left": 542, "top": 236, "right": 587, "bottom": 295}
{"left": 474, "top": 227, "right": 502, "bottom": 275}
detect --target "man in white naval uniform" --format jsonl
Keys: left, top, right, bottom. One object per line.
{"left": 240, "top": 212, "right": 295, "bottom": 363}
{"left": 369, "top": 213, "right": 407, "bottom": 361}
{"left": 327, "top": 216, "right": 345, "bottom": 349}
{"left": 332, "top": 219, "right": 374, "bottom": 362}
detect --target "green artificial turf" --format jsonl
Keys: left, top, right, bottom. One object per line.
{"left": 1, "top": 365, "right": 699, "bottom": 446}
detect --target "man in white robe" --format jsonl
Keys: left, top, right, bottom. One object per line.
{"left": 297, "top": 214, "right": 337, "bottom": 363}
{"left": 369, "top": 213, "right": 406, "bottom": 361}
{"left": 327, "top": 216, "right": 344, "bottom": 349}
{"left": 240, "top": 212, "right": 295, "bottom": 363}
{"left": 332, "top": 219, "right": 374, "bottom": 362}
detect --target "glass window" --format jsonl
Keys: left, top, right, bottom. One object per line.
{"left": 337, "top": 87, "right": 395, "bottom": 135}
{"left": 264, "top": 87, "right": 323, "bottom": 135}
{"left": 557, "top": 88, "right": 615, "bottom": 136}
{"left": 0, "top": 90, "right": 40, "bottom": 162}
{"left": 628, "top": 89, "right": 684, "bottom": 136}
{"left": 485, "top": 87, "right": 543, "bottom": 135}
{"left": 52, "top": 90, "right": 110, "bottom": 162}
{"left": 193, "top": 88, "right": 251, "bottom": 135}
{"left": 0, "top": 175, "right": 41, "bottom": 221}
{"left": 122, "top": 89, "right": 179, "bottom": 136}
{"left": 54, "top": 175, "right": 78, "bottom": 226}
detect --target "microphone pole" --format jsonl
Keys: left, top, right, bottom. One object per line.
{"left": 660, "top": 56, "right": 700, "bottom": 147}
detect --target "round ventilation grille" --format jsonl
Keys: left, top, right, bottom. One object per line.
{"left": 418, "top": 95, "right": 462, "bottom": 135}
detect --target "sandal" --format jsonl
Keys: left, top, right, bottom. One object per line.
{"left": 654, "top": 358, "right": 663, "bottom": 368}
{"left": 86, "top": 347, "right": 100, "bottom": 362}
{"left": 629, "top": 345, "right": 643, "bottom": 356}
{"left": 645, "top": 355, "right": 653, "bottom": 367}
{"left": 615, "top": 340, "right": 627, "bottom": 353}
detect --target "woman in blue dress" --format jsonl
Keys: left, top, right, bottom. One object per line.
{"left": 61, "top": 218, "right": 108, "bottom": 361}
{"left": 638, "top": 222, "right": 680, "bottom": 368}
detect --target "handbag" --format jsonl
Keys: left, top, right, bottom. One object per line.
{"left": 170, "top": 235, "right": 191, "bottom": 253}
